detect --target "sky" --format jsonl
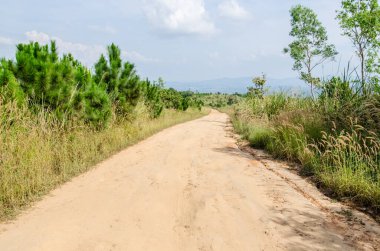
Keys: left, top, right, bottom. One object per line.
{"left": 0, "top": 0, "right": 356, "bottom": 82}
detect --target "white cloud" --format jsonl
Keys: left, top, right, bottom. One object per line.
{"left": 0, "top": 36, "right": 14, "bottom": 45}
{"left": 122, "top": 50, "right": 159, "bottom": 63}
{"left": 24, "top": 31, "right": 157, "bottom": 65}
{"left": 25, "top": 31, "right": 50, "bottom": 44}
{"left": 88, "top": 25, "right": 117, "bottom": 34}
{"left": 143, "top": 0, "right": 216, "bottom": 36}
{"left": 218, "top": 0, "right": 250, "bottom": 20}
{"left": 25, "top": 31, "right": 105, "bottom": 65}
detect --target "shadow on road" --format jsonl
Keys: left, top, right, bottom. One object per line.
{"left": 213, "top": 146, "right": 352, "bottom": 251}
{"left": 213, "top": 146, "right": 254, "bottom": 160}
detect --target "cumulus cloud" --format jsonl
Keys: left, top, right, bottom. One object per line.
{"left": 25, "top": 31, "right": 50, "bottom": 44}
{"left": 122, "top": 50, "right": 159, "bottom": 63}
{"left": 24, "top": 31, "right": 156, "bottom": 65}
{"left": 25, "top": 31, "right": 105, "bottom": 65}
{"left": 0, "top": 36, "right": 14, "bottom": 45}
{"left": 218, "top": 0, "right": 250, "bottom": 20}
{"left": 143, "top": 0, "right": 216, "bottom": 36}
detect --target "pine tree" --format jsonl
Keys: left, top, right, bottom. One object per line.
{"left": 94, "top": 43, "right": 141, "bottom": 115}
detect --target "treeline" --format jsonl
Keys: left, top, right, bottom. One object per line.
{"left": 195, "top": 92, "right": 243, "bottom": 108}
{"left": 0, "top": 41, "right": 203, "bottom": 127}
{"left": 231, "top": 0, "right": 380, "bottom": 217}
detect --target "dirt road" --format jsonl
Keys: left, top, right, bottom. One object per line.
{"left": 0, "top": 110, "right": 379, "bottom": 251}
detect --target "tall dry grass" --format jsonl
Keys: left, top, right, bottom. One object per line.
{"left": 229, "top": 94, "right": 380, "bottom": 215}
{"left": 312, "top": 120, "right": 380, "bottom": 210}
{"left": 0, "top": 101, "right": 208, "bottom": 220}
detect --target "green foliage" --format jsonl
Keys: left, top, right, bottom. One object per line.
{"left": 248, "top": 74, "right": 266, "bottom": 99}
{"left": 14, "top": 42, "right": 76, "bottom": 115}
{"left": 160, "top": 88, "right": 186, "bottom": 110}
{"left": 232, "top": 118, "right": 272, "bottom": 149}
{"left": 337, "top": 0, "right": 380, "bottom": 91}
{"left": 11, "top": 41, "right": 112, "bottom": 126}
{"left": 264, "top": 93, "right": 287, "bottom": 119}
{"left": 199, "top": 93, "right": 242, "bottom": 108}
{"left": 94, "top": 43, "right": 141, "bottom": 115}
{"left": 231, "top": 82, "right": 380, "bottom": 213}
{"left": 75, "top": 82, "right": 112, "bottom": 127}
{"left": 284, "top": 5, "right": 338, "bottom": 98}
{"left": 312, "top": 122, "right": 380, "bottom": 209}
{"left": 277, "top": 1, "right": 380, "bottom": 208}
{"left": 321, "top": 77, "right": 353, "bottom": 101}
{"left": 1, "top": 41, "right": 202, "bottom": 127}
{"left": 266, "top": 124, "right": 309, "bottom": 163}
{"left": 354, "top": 95, "right": 380, "bottom": 135}
{"left": 0, "top": 40, "right": 206, "bottom": 220}
{"left": 140, "top": 79, "right": 164, "bottom": 118}
{"left": 319, "top": 77, "right": 355, "bottom": 126}
{"left": 0, "top": 59, "right": 25, "bottom": 105}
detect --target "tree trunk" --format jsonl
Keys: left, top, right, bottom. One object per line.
{"left": 307, "top": 64, "right": 315, "bottom": 100}
{"left": 359, "top": 47, "right": 366, "bottom": 95}
{"left": 310, "top": 84, "right": 315, "bottom": 100}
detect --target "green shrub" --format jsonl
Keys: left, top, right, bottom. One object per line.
{"left": 14, "top": 42, "right": 77, "bottom": 115}
{"left": 264, "top": 93, "right": 288, "bottom": 119}
{"left": 140, "top": 79, "right": 164, "bottom": 118}
{"left": 75, "top": 83, "right": 112, "bottom": 127}
{"left": 161, "top": 88, "right": 185, "bottom": 110}
{"left": 247, "top": 126, "right": 272, "bottom": 148}
{"left": 0, "top": 60, "right": 25, "bottom": 105}
{"left": 5, "top": 41, "right": 112, "bottom": 127}
{"left": 94, "top": 43, "right": 141, "bottom": 115}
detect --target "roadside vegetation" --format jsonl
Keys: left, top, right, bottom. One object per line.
{"left": 196, "top": 92, "right": 243, "bottom": 108}
{"left": 229, "top": 0, "right": 380, "bottom": 217}
{"left": 0, "top": 42, "right": 206, "bottom": 220}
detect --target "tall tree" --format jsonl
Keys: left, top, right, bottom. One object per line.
{"left": 94, "top": 43, "right": 141, "bottom": 115}
{"left": 337, "top": 0, "right": 380, "bottom": 94}
{"left": 284, "top": 5, "right": 338, "bottom": 98}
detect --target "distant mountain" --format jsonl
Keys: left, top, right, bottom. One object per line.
{"left": 166, "top": 77, "right": 308, "bottom": 94}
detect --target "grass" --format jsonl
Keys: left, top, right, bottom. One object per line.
{"left": 312, "top": 123, "right": 380, "bottom": 210}
{"left": 0, "top": 101, "right": 208, "bottom": 221}
{"left": 230, "top": 116, "right": 272, "bottom": 149}
{"left": 229, "top": 94, "right": 380, "bottom": 216}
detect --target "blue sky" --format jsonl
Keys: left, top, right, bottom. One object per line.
{"left": 0, "top": 0, "right": 355, "bottom": 82}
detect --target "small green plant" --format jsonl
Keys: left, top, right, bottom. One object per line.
{"left": 140, "top": 79, "right": 164, "bottom": 118}
{"left": 248, "top": 74, "right": 266, "bottom": 99}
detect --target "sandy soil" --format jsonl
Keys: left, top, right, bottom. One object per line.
{"left": 0, "top": 110, "right": 379, "bottom": 251}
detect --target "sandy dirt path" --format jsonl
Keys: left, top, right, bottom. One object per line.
{"left": 0, "top": 110, "right": 379, "bottom": 251}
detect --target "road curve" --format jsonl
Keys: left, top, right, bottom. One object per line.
{"left": 0, "top": 110, "right": 378, "bottom": 251}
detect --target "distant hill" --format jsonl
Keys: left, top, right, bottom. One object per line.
{"left": 166, "top": 77, "right": 308, "bottom": 95}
